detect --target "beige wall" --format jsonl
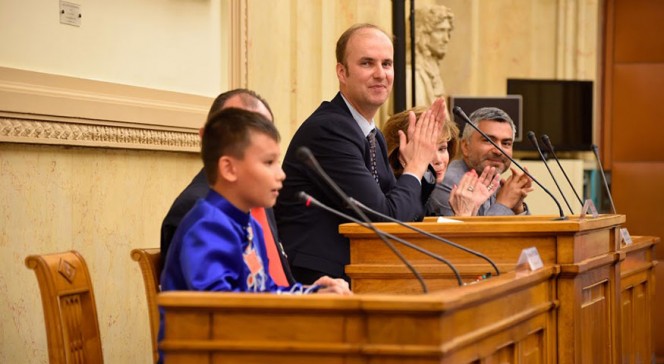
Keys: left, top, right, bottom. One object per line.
{"left": 0, "top": 0, "right": 602, "bottom": 362}
{"left": 245, "top": 0, "right": 393, "bottom": 150}
{"left": 0, "top": 143, "right": 201, "bottom": 363}
{"left": 0, "top": 0, "right": 228, "bottom": 96}
{"left": 246, "top": 0, "right": 600, "bottom": 149}
{"left": 437, "top": 0, "right": 599, "bottom": 94}
{"left": 0, "top": 0, "right": 221, "bottom": 362}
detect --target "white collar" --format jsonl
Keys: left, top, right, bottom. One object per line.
{"left": 340, "top": 93, "right": 376, "bottom": 137}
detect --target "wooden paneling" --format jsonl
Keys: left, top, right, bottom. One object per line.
{"left": 614, "top": 0, "right": 664, "bottom": 62}
{"left": 343, "top": 219, "right": 657, "bottom": 363}
{"left": 612, "top": 65, "right": 664, "bottom": 161}
{"left": 602, "top": 1, "right": 664, "bottom": 360}
{"left": 621, "top": 276, "right": 650, "bottom": 363}
{"left": 620, "top": 237, "right": 657, "bottom": 364}
{"left": 613, "top": 163, "right": 664, "bottom": 362}
{"left": 159, "top": 268, "right": 558, "bottom": 364}
{"left": 580, "top": 278, "right": 611, "bottom": 364}
{"left": 612, "top": 162, "right": 664, "bottom": 239}
{"left": 345, "top": 216, "right": 624, "bottom": 362}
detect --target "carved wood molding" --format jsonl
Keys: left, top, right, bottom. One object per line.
{"left": 0, "top": 67, "right": 210, "bottom": 152}
{"left": 0, "top": 116, "right": 199, "bottom": 152}
{"left": 229, "top": 0, "right": 248, "bottom": 89}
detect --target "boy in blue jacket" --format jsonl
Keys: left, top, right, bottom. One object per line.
{"left": 159, "top": 108, "right": 350, "bottom": 361}
{"left": 161, "top": 107, "right": 350, "bottom": 294}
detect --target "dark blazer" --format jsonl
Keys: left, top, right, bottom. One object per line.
{"left": 160, "top": 169, "right": 295, "bottom": 284}
{"left": 275, "top": 92, "right": 433, "bottom": 281}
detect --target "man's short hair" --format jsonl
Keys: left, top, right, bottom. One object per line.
{"left": 201, "top": 108, "right": 280, "bottom": 185}
{"left": 461, "top": 107, "right": 516, "bottom": 141}
{"left": 206, "top": 88, "right": 274, "bottom": 122}
{"left": 335, "top": 23, "right": 392, "bottom": 67}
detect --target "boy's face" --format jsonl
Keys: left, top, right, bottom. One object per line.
{"left": 230, "top": 131, "right": 285, "bottom": 211}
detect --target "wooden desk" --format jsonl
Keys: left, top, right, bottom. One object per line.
{"left": 342, "top": 214, "right": 624, "bottom": 293}
{"left": 619, "top": 235, "right": 658, "bottom": 363}
{"left": 339, "top": 215, "right": 657, "bottom": 363}
{"left": 159, "top": 267, "right": 558, "bottom": 364}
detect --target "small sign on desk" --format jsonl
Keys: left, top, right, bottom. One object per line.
{"left": 516, "top": 247, "right": 543, "bottom": 275}
{"left": 580, "top": 199, "right": 599, "bottom": 219}
{"left": 620, "top": 227, "right": 632, "bottom": 245}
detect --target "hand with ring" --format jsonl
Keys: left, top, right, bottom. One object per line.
{"left": 449, "top": 166, "right": 501, "bottom": 216}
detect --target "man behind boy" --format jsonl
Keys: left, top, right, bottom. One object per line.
{"left": 158, "top": 109, "right": 349, "bottom": 363}
{"left": 160, "top": 89, "right": 294, "bottom": 286}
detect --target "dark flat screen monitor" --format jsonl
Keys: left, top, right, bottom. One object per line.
{"left": 507, "top": 79, "right": 593, "bottom": 152}
{"left": 449, "top": 96, "right": 523, "bottom": 142}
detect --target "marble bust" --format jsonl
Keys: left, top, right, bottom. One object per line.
{"left": 407, "top": 5, "right": 454, "bottom": 108}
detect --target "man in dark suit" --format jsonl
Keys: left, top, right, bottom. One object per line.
{"left": 275, "top": 23, "right": 445, "bottom": 283}
{"left": 160, "top": 89, "right": 295, "bottom": 286}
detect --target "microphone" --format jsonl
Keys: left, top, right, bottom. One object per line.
{"left": 298, "top": 192, "right": 464, "bottom": 287}
{"left": 527, "top": 131, "right": 574, "bottom": 214}
{"left": 297, "top": 146, "right": 431, "bottom": 291}
{"left": 296, "top": 147, "right": 350, "bottom": 205}
{"left": 452, "top": 106, "right": 567, "bottom": 220}
{"left": 591, "top": 144, "right": 617, "bottom": 214}
{"left": 296, "top": 146, "right": 467, "bottom": 289}
{"left": 541, "top": 134, "right": 584, "bottom": 207}
{"left": 348, "top": 198, "right": 500, "bottom": 277}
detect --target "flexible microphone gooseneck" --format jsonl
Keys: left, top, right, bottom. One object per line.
{"left": 452, "top": 106, "right": 567, "bottom": 220}
{"left": 591, "top": 144, "right": 617, "bottom": 214}
{"left": 348, "top": 198, "right": 500, "bottom": 277}
{"left": 541, "top": 134, "right": 584, "bottom": 207}
{"left": 527, "top": 131, "right": 574, "bottom": 214}
{"left": 296, "top": 147, "right": 430, "bottom": 291}
{"left": 299, "top": 192, "right": 464, "bottom": 287}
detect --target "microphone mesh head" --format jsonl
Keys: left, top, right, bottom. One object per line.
{"left": 527, "top": 131, "right": 540, "bottom": 147}
{"left": 296, "top": 146, "right": 312, "bottom": 163}
{"left": 296, "top": 191, "right": 307, "bottom": 202}
{"left": 452, "top": 106, "right": 468, "bottom": 121}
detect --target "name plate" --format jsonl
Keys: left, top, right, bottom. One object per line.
{"left": 580, "top": 199, "right": 599, "bottom": 219}
{"left": 516, "top": 247, "right": 543, "bottom": 274}
{"left": 620, "top": 227, "right": 633, "bottom": 245}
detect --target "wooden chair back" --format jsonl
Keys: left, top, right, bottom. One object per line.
{"left": 130, "top": 248, "right": 161, "bottom": 363}
{"left": 25, "top": 250, "right": 103, "bottom": 364}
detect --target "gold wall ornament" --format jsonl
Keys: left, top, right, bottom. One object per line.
{"left": 0, "top": 117, "right": 199, "bottom": 152}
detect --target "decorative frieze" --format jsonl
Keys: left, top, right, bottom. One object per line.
{"left": 0, "top": 117, "right": 199, "bottom": 152}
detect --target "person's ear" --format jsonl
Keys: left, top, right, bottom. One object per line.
{"left": 460, "top": 139, "right": 470, "bottom": 157}
{"left": 336, "top": 63, "right": 347, "bottom": 84}
{"left": 198, "top": 127, "right": 204, "bottom": 140}
{"left": 218, "top": 156, "right": 238, "bottom": 183}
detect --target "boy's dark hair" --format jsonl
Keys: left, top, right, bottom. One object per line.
{"left": 207, "top": 88, "right": 274, "bottom": 121}
{"left": 201, "top": 108, "right": 280, "bottom": 185}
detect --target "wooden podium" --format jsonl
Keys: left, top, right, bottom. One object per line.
{"left": 159, "top": 267, "right": 558, "bottom": 363}
{"left": 339, "top": 214, "right": 658, "bottom": 364}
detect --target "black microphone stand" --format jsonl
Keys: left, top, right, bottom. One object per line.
{"left": 299, "top": 192, "right": 464, "bottom": 287}
{"left": 541, "top": 134, "right": 584, "bottom": 207}
{"left": 591, "top": 144, "right": 617, "bottom": 214}
{"left": 452, "top": 106, "right": 567, "bottom": 220}
{"left": 349, "top": 198, "right": 500, "bottom": 277}
{"left": 296, "top": 147, "right": 431, "bottom": 292}
{"left": 527, "top": 131, "right": 574, "bottom": 214}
